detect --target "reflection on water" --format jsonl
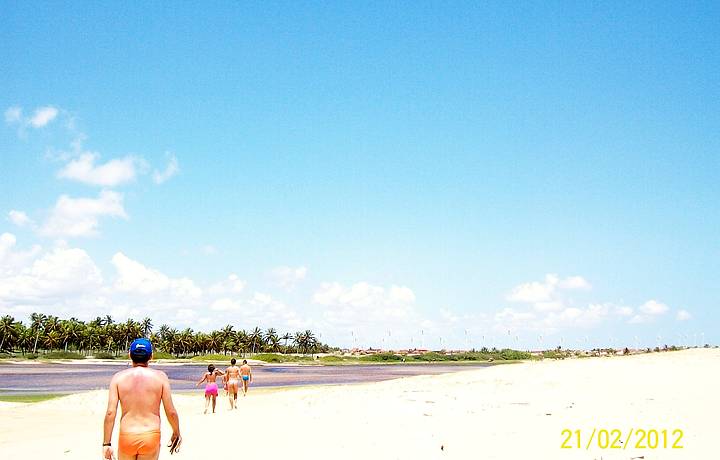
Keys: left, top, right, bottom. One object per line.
{"left": 0, "top": 362, "right": 490, "bottom": 395}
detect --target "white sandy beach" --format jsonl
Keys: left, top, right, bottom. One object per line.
{"left": 0, "top": 348, "right": 717, "bottom": 459}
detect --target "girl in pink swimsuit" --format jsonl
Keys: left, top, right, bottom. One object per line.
{"left": 196, "top": 364, "right": 224, "bottom": 414}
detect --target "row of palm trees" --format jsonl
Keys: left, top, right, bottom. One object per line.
{"left": 0, "top": 313, "right": 331, "bottom": 357}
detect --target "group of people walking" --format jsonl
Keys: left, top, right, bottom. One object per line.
{"left": 102, "top": 339, "right": 253, "bottom": 460}
{"left": 196, "top": 358, "right": 253, "bottom": 413}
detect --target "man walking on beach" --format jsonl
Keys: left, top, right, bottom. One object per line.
{"left": 240, "top": 359, "right": 253, "bottom": 396}
{"left": 103, "top": 338, "right": 182, "bottom": 460}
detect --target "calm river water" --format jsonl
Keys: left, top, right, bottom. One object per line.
{"left": 0, "top": 362, "right": 490, "bottom": 395}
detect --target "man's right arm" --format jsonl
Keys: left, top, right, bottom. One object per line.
{"left": 103, "top": 375, "right": 120, "bottom": 459}
{"left": 161, "top": 374, "right": 181, "bottom": 453}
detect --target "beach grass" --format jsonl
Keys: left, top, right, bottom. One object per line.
{"left": 41, "top": 351, "right": 86, "bottom": 360}
{"left": 0, "top": 393, "right": 64, "bottom": 403}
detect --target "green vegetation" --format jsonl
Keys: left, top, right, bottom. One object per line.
{"left": 359, "top": 352, "right": 405, "bottom": 362}
{"left": 318, "top": 355, "right": 352, "bottom": 363}
{"left": 0, "top": 313, "right": 332, "bottom": 360}
{"left": 93, "top": 351, "right": 115, "bottom": 359}
{"left": 42, "top": 351, "right": 85, "bottom": 360}
{"left": 152, "top": 351, "right": 178, "bottom": 360}
{"left": 541, "top": 350, "right": 571, "bottom": 360}
{"left": 0, "top": 393, "right": 64, "bottom": 403}
{"left": 404, "top": 349, "right": 531, "bottom": 362}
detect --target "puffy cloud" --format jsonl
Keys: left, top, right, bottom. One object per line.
{"left": 8, "top": 210, "right": 33, "bottom": 228}
{"left": 39, "top": 190, "right": 127, "bottom": 238}
{"left": 209, "top": 292, "right": 308, "bottom": 330}
{"left": 0, "top": 245, "right": 102, "bottom": 304}
{"left": 314, "top": 282, "right": 417, "bottom": 328}
{"left": 638, "top": 300, "right": 669, "bottom": 316}
{"left": 0, "top": 233, "right": 42, "bottom": 275}
{"left": 4, "top": 105, "right": 59, "bottom": 135}
{"left": 111, "top": 252, "right": 202, "bottom": 298}
{"left": 57, "top": 153, "right": 143, "bottom": 186}
{"left": 153, "top": 154, "right": 179, "bottom": 184}
{"left": 507, "top": 274, "right": 592, "bottom": 304}
{"left": 208, "top": 274, "right": 246, "bottom": 295}
{"left": 542, "top": 304, "right": 610, "bottom": 329}
{"left": 4, "top": 106, "right": 22, "bottom": 124}
{"left": 507, "top": 275, "right": 556, "bottom": 303}
{"left": 269, "top": 265, "right": 307, "bottom": 289}
{"left": 558, "top": 276, "right": 592, "bottom": 290}
{"left": 29, "top": 106, "right": 58, "bottom": 128}
{"left": 676, "top": 309, "right": 692, "bottom": 321}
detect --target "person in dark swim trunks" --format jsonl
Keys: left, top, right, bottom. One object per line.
{"left": 196, "top": 364, "right": 224, "bottom": 414}
{"left": 239, "top": 359, "right": 252, "bottom": 396}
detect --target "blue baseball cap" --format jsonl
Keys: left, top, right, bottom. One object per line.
{"left": 129, "top": 338, "right": 153, "bottom": 356}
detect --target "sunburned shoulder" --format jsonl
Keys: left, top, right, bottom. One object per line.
{"left": 114, "top": 367, "right": 169, "bottom": 382}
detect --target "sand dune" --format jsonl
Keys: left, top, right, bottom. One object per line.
{"left": 0, "top": 348, "right": 717, "bottom": 459}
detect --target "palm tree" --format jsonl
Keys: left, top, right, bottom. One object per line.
{"left": 264, "top": 328, "right": 278, "bottom": 352}
{"left": 306, "top": 330, "right": 318, "bottom": 353}
{"left": 30, "top": 312, "right": 47, "bottom": 354}
{"left": 281, "top": 332, "right": 292, "bottom": 350}
{"left": 44, "top": 330, "right": 61, "bottom": 351}
{"left": 44, "top": 316, "right": 60, "bottom": 334}
{"left": 0, "top": 315, "right": 17, "bottom": 351}
{"left": 221, "top": 325, "right": 234, "bottom": 355}
{"left": 16, "top": 324, "right": 33, "bottom": 355}
{"left": 249, "top": 327, "right": 262, "bottom": 354}
{"left": 209, "top": 331, "right": 223, "bottom": 354}
{"left": 141, "top": 318, "right": 153, "bottom": 338}
{"left": 236, "top": 330, "right": 249, "bottom": 356}
{"left": 292, "top": 331, "right": 303, "bottom": 354}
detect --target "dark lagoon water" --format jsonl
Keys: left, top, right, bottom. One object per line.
{"left": 0, "top": 362, "right": 491, "bottom": 395}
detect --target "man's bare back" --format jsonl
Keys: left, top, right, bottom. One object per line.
{"left": 112, "top": 366, "right": 166, "bottom": 432}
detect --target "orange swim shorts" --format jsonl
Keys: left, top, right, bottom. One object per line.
{"left": 118, "top": 429, "right": 161, "bottom": 456}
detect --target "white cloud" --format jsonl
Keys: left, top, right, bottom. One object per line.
{"left": 542, "top": 304, "right": 610, "bottom": 329}
{"left": 270, "top": 265, "right": 307, "bottom": 289}
{"left": 39, "top": 190, "right": 127, "bottom": 238}
{"left": 4, "top": 106, "right": 22, "bottom": 124}
{"left": 29, "top": 106, "right": 58, "bottom": 128}
{"left": 676, "top": 309, "right": 691, "bottom": 321}
{"left": 0, "top": 233, "right": 42, "bottom": 276}
{"left": 208, "top": 274, "right": 246, "bottom": 295}
{"left": 558, "top": 275, "right": 592, "bottom": 290}
{"left": 57, "top": 153, "right": 142, "bottom": 186}
{"left": 209, "top": 292, "right": 308, "bottom": 330}
{"left": 638, "top": 300, "right": 669, "bottom": 316}
{"left": 8, "top": 210, "right": 33, "bottom": 228}
{"left": 507, "top": 274, "right": 592, "bottom": 304}
{"left": 507, "top": 275, "right": 556, "bottom": 303}
{"left": 111, "top": 252, "right": 202, "bottom": 298}
{"left": 506, "top": 274, "right": 593, "bottom": 317}
{"left": 153, "top": 154, "right": 179, "bottom": 184}
{"left": 314, "top": 282, "right": 417, "bottom": 328}
{"left": 0, "top": 245, "right": 102, "bottom": 303}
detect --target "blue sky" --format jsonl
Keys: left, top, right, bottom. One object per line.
{"left": 1, "top": 2, "right": 718, "bottom": 349}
